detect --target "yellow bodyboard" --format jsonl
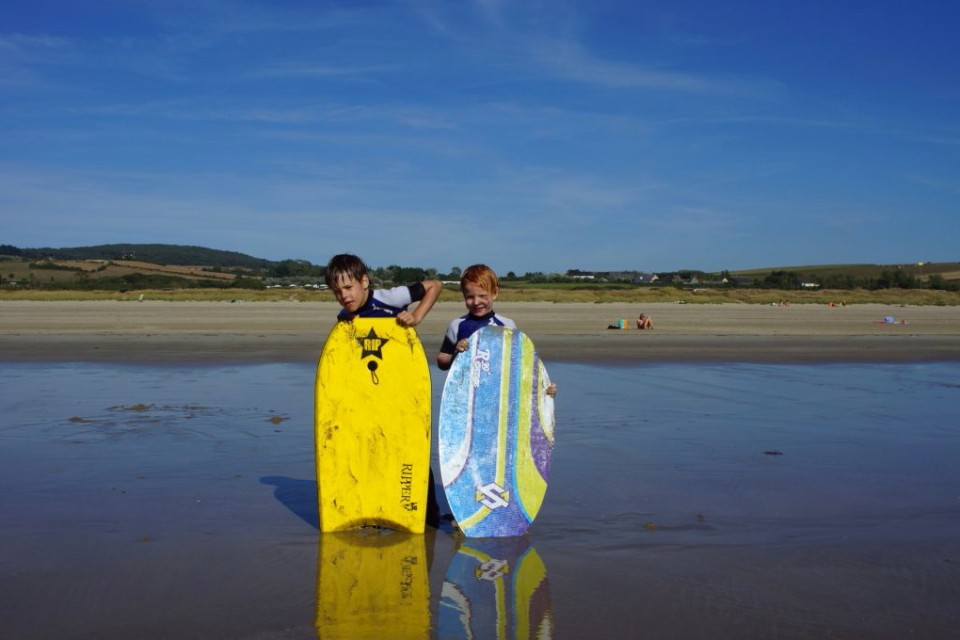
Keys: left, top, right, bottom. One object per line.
{"left": 314, "top": 318, "right": 431, "bottom": 533}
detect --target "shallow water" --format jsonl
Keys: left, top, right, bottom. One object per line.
{"left": 1, "top": 361, "right": 958, "bottom": 639}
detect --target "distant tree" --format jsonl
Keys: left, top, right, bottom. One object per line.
{"left": 927, "top": 274, "right": 946, "bottom": 290}
{"left": 268, "top": 259, "right": 321, "bottom": 278}
{"left": 820, "top": 273, "right": 861, "bottom": 290}
{"left": 876, "top": 270, "right": 894, "bottom": 289}
{"left": 876, "top": 269, "right": 919, "bottom": 290}
{"left": 393, "top": 266, "right": 429, "bottom": 282}
{"left": 231, "top": 276, "right": 265, "bottom": 289}
{"left": 762, "top": 270, "right": 802, "bottom": 289}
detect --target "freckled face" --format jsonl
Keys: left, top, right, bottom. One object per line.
{"left": 331, "top": 274, "right": 369, "bottom": 313}
{"left": 462, "top": 282, "right": 497, "bottom": 317}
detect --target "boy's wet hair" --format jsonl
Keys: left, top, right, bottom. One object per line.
{"left": 460, "top": 264, "right": 500, "bottom": 295}
{"left": 325, "top": 254, "right": 368, "bottom": 288}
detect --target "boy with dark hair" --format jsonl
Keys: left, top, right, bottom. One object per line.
{"left": 325, "top": 253, "right": 441, "bottom": 327}
{"left": 323, "top": 253, "right": 444, "bottom": 527}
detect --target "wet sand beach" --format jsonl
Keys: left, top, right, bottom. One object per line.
{"left": 2, "top": 300, "right": 959, "bottom": 638}
{"left": 2, "top": 300, "right": 959, "bottom": 363}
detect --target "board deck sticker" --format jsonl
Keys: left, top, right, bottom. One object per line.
{"left": 315, "top": 318, "right": 431, "bottom": 533}
{"left": 316, "top": 531, "right": 429, "bottom": 639}
{"left": 438, "top": 326, "right": 555, "bottom": 537}
{"left": 439, "top": 537, "right": 553, "bottom": 639}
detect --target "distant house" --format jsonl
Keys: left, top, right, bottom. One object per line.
{"left": 723, "top": 276, "right": 755, "bottom": 286}
{"left": 632, "top": 272, "right": 659, "bottom": 284}
{"left": 801, "top": 282, "right": 820, "bottom": 289}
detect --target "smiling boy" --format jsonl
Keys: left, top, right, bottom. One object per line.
{"left": 436, "top": 264, "right": 516, "bottom": 371}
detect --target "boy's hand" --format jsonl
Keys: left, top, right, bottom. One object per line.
{"left": 455, "top": 339, "right": 469, "bottom": 352}
{"left": 396, "top": 310, "right": 419, "bottom": 328}
{"left": 546, "top": 383, "right": 558, "bottom": 397}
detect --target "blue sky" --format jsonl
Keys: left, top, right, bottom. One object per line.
{"left": 2, "top": 0, "right": 958, "bottom": 274}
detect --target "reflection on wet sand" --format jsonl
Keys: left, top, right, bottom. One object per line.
{"left": 439, "top": 536, "right": 552, "bottom": 639}
{"left": 314, "top": 530, "right": 552, "bottom": 639}
{"left": 3, "top": 362, "right": 959, "bottom": 638}
{"left": 315, "top": 530, "right": 430, "bottom": 639}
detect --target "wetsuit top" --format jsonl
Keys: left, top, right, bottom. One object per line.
{"left": 439, "top": 310, "right": 517, "bottom": 356}
{"left": 336, "top": 282, "right": 426, "bottom": 321}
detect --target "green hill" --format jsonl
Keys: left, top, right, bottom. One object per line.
{"left": 2, "top": 243, "right": 957, "bottom": 292}
{"left": 9, "top": 243, "right": 272, "bottom": 270}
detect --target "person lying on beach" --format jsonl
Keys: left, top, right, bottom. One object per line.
{"left": 437, "top": 264, "right": 557, "bottom": 396}
{"left": 324, "top": 253, "right": 441, "bottom": 327}
{"left": 637, "top": 314, "right": 653, "bottom": 330}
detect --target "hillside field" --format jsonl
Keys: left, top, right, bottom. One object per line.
{"left": 2, "top": 245, "right": 959, "bottom": 306}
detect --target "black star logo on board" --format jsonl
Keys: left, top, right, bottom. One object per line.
{"left": 357, "top": 328, "right": 389, "bottom": 359}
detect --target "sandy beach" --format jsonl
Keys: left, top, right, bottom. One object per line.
{"left": 2, "top": 299, "right": 959, "bottom": 364}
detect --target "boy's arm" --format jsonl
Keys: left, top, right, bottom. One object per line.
{"left": 437, "top": 351, "right": 454, "bottom": 371}
{"left": 436, "top": 321, "right": 459, "bottom": 370}
{"left": 437, "top": 334, "right": 470, "bottom": 370}
{"left": 396, "top": 279, "right": 442, "bottom": 328}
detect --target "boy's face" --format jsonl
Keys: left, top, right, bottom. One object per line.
{"left": 462, "top": 282, "right": 497, "bottom": 317}
{"left": 331, "top": 273, "right": 369, "bottom": 313}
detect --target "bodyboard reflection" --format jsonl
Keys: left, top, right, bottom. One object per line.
{"left": 439, "top": 537, "right": 553, "bottom": 639}
{"left": 315, "top": 530, "right": 429, "bottom": 639}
